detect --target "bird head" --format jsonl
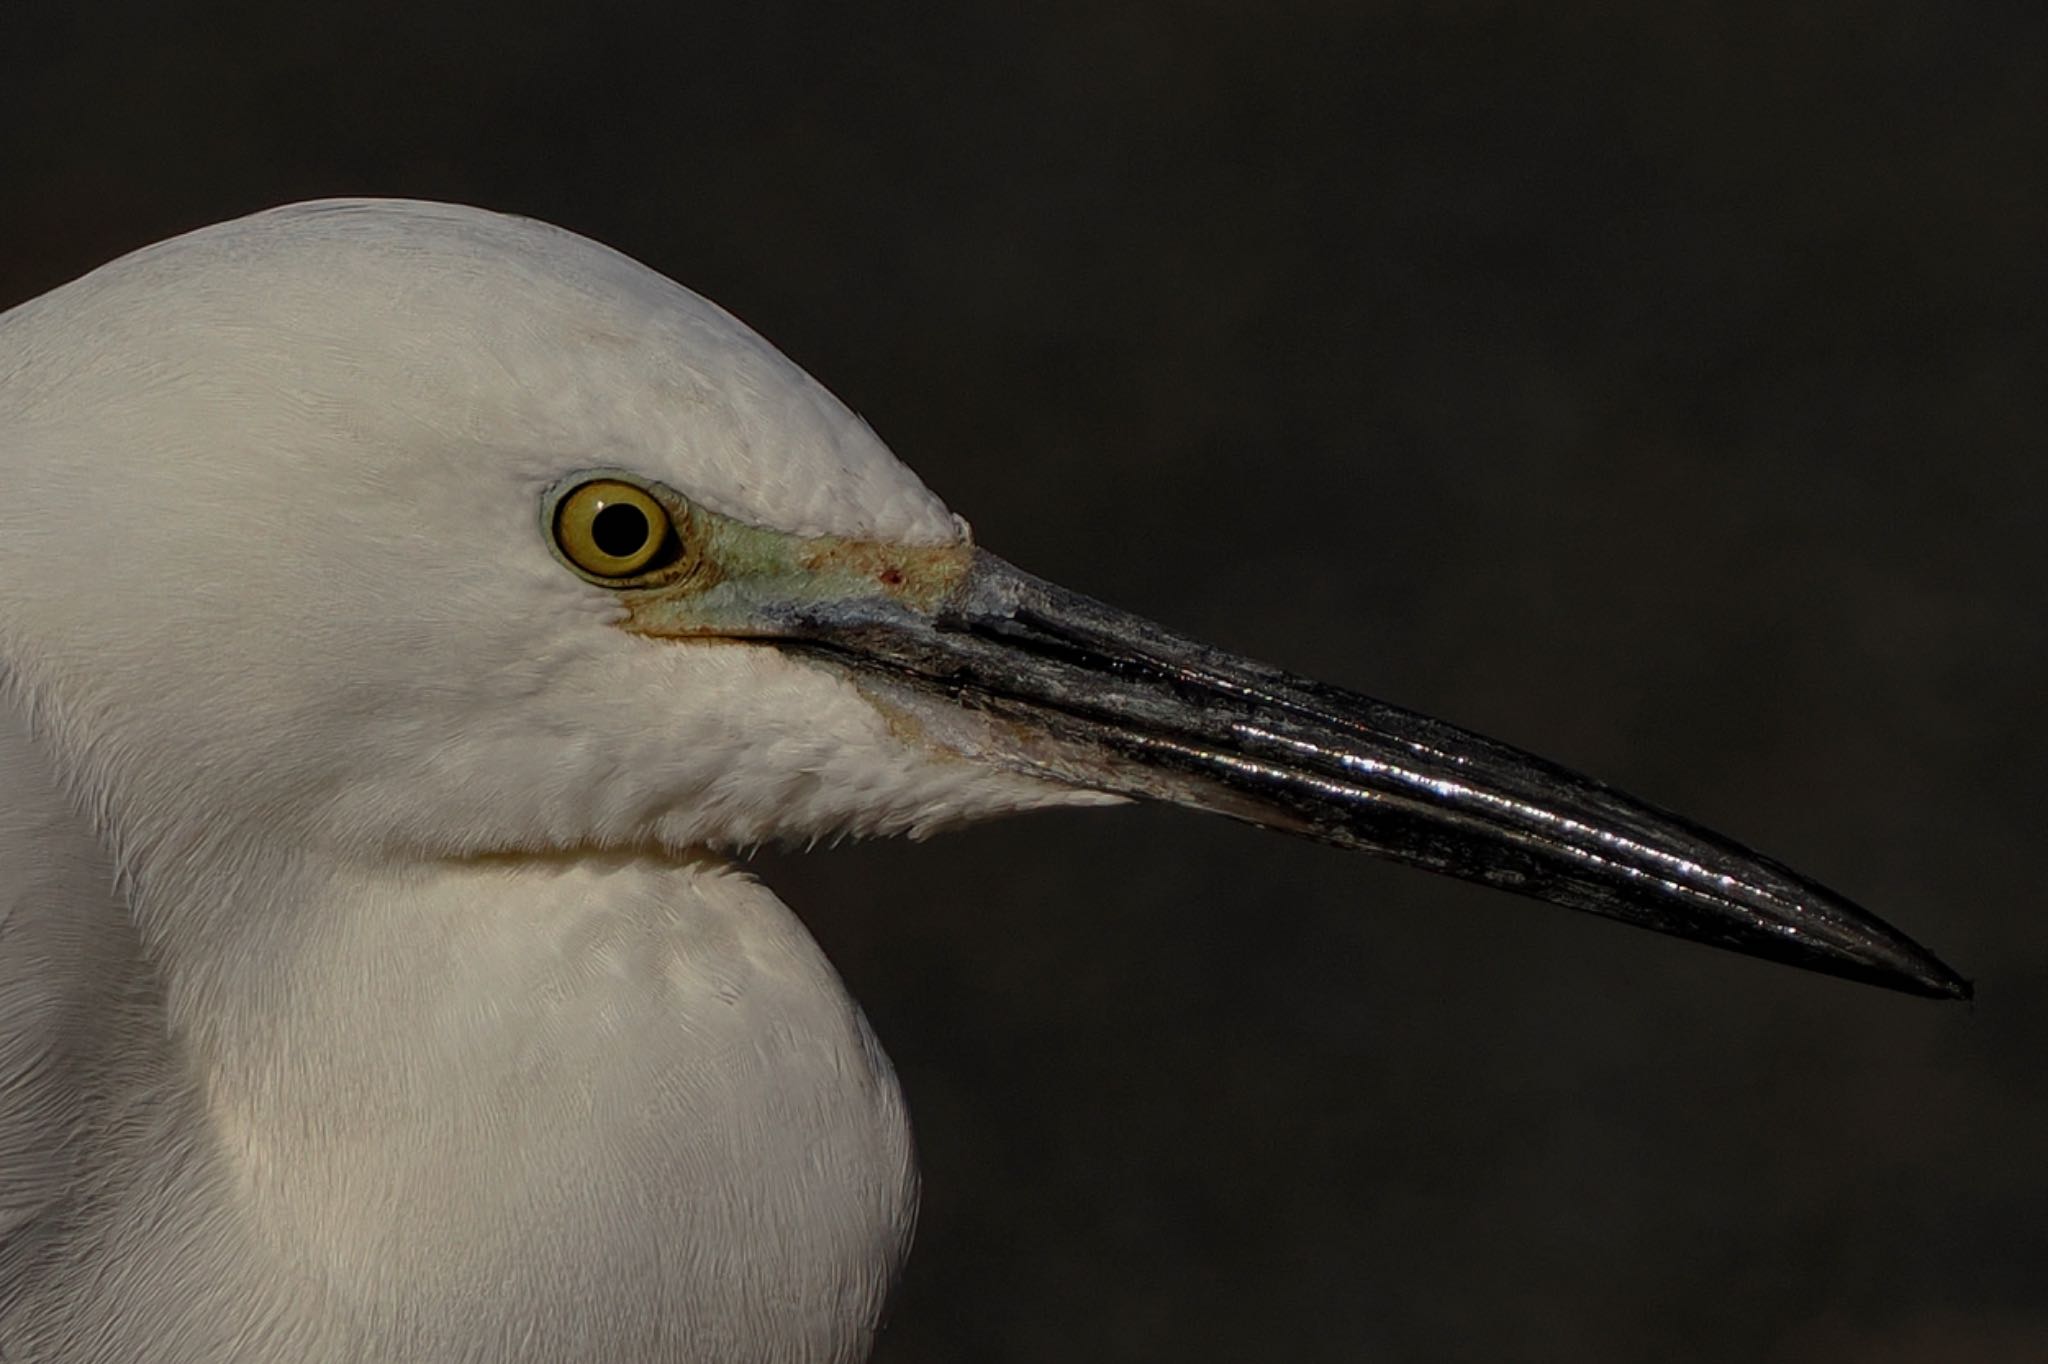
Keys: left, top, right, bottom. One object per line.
{"left": 0, "top": 199, "right": 1967, "bottom": 999}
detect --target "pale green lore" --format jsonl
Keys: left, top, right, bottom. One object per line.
{"left": 541, "top": 469, "right": 974, "bottom": 642}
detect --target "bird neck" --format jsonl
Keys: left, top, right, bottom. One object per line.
{"left": 0, "top": 689, "right": 916, "bottom": 1356}
{"left": 141, "top": 848, "right": 919, "bottom": 1358}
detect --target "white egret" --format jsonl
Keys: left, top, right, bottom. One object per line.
{"left": 0, "top": 201, "right": 1966, "bottom": 1362}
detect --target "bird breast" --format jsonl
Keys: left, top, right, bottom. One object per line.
{"left": 11, "top": 843, "right": 918, "bottom": 1363}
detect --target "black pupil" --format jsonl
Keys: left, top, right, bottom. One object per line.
{"left": 591, "top": 502, "right": 651, "bottom": 558}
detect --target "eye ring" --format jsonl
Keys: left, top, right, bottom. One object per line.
{"left": 552, "top": 479, "right": 673, "bottom": 578}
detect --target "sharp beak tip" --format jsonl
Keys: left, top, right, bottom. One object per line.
{"left": 1916, "top": 957, "right": 1975, "bottom": 1003}
{"left": 1805, "top": 924, "right": 1972, "bottom": 1002}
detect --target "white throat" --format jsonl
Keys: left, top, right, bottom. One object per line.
{"left": 0, "top": 709, "right": 917, "bottom": 1362}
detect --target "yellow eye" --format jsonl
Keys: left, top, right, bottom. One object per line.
{"left": 552, "top": 480, "right": 673, "bottom": 578}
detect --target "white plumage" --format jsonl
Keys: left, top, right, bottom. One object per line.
{"left": 0, "top": 198, "right": 1966, "bottom": 1363}
{"left": 0, "top": 201, "right": 1096, "bottom": 1361}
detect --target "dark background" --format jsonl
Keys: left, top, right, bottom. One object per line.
{"left": 5, "top": 3, "right": 2042, "bottom": 1359}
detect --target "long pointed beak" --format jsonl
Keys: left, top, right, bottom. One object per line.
{"left": 588, "top": 470, "right": 1970, "bottom": 1003}
{"left": 760, "top": 550, "right": 1968, "bottom": 1000}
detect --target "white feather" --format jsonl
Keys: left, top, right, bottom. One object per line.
{"left": 0, "top": 200, "right": 1101, "bottom": 1361}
